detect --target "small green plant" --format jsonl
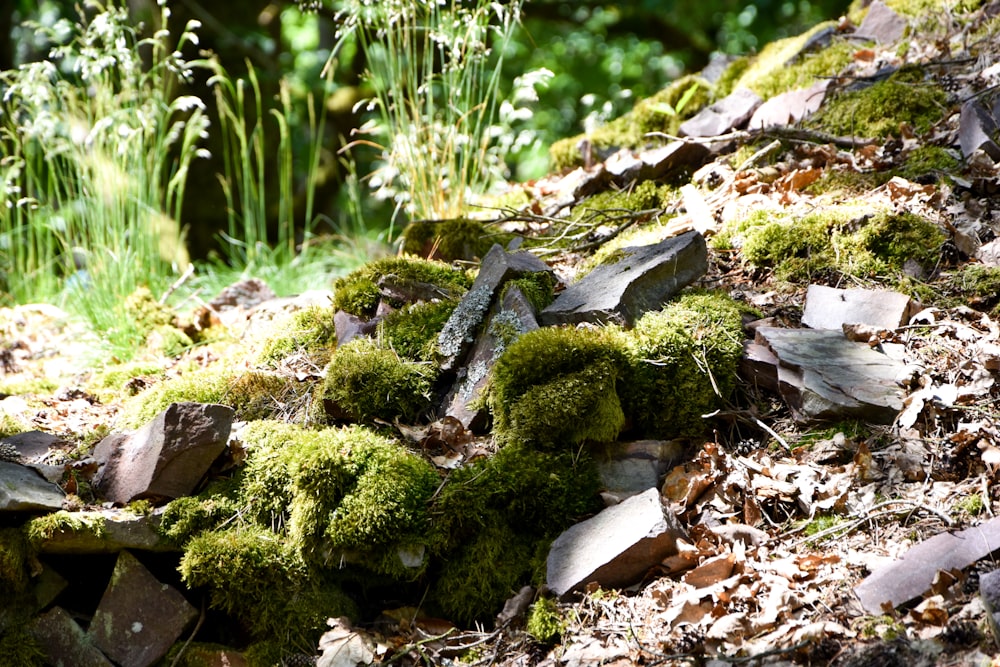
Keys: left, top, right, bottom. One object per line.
{"left": 526, "top": 597, "right": 565, "bottom": 644}
{"left": 956, "top": 493, "right": 985, "bottom": 517}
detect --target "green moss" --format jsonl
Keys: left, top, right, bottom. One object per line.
{"left": 573, "top": 181, "right": 669, "bottom": 222}
{"left": 810, "top": 70, "right": 948, "bottom": 139}
{"left": 740, "top": 37, "right": 853, "bottom": 100}
{"left": 949, "top": 264, "right": 1000, "bottom": 314}
{"left": 526, "top": 597, "right": 564, "bottom": 644}
{"left": 378, "top": 300, "right": 458, "bottom": 362}
{"left": 159, "top": 495, "right": 239, "bottom": 545}
{"left": 624, "top": 291, "right": 748, "bottom": 439}
{"left": 899, "top": 145, "right": 960, "bottom": 181}
{"left": 0, "top": 627, "right": 45, "bottom": 667}
{"left": 500, "top": 272, "right": 557, "bottom": 313}
{"left": 125, "top": 286, "right": 175, "bottom": 331}
{"left": 25, "top": 511, "right": 106, "bottom": 548}
{"left": 319, "top": 339, "right": 435, "bottom": 423}
{"left": 179, "top": 526, "right": 356, "bottom": 646}
{"left": 256, "top": 306, "right": 338, "bottom": 367}
{"left": 0, "top": 413, "right": 28, "bottom": 439}
{"left": 804, "top": 513, "right": 844, "bottom": 536}
{"left": 805, "top": 168, "right": 893, "bottom": 196}
{"left": 0, "top": 528, "right": 30, "bottom": 594}
{"left": 957, "top": 493, "right": 985, "bottom": 517}
{"left": 86, "top": 361, "right": 167, "bottom": 403}
{"left": 116, "top": 367, "right": 233, "bottom": 429}
{"left": 401, "top": 218, "right": 510, "bottom": 262}
{"left": 331, "top": 257, "right": 472, "bottom": 319}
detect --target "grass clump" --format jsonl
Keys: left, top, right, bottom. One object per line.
{"left": 331, "top": 257, "right": 472, "bottom": 319}
{"left": 319, "top": 339, "right": 435, "bottom": 423}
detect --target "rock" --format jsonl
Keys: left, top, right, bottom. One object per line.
{"left": 604, "top": 149, "right": 646, "bottom": 183}
{"left": 442, "top": 285, "right": 540, "bottom": 431}
{"left": 679, "top": 87, "right": 762, "bottom": 138}
{"left": 546, "top": 487, "right": 687, "bottom": 597}
{"left": 94, "top": 402, "right": 233, "bottom": 504}
{"left": 855, "top": 0, "right": 907, "bottom": 44}
{"left": 801, "top": 284, "right": 917, "bottom": 330}
{"left": 637, "top": 141, "right": 712, "bottom": 181}
{"left": 32, "top": 507, "right": 173, "bottom": 554}
{"left": 748, "top": 79, "right": 830, "bottom": 130}
{"left": 853, "top": 516, "right": 1000, "bottom": 613}
{"left": 89, "top": 550, "right": 197, "bottom": 667}
{"left": 209, "top": 277, "right": 276, "bottom": 311}
{"left": 0, "top": 461, "right": 64, "bottom": 512}
{"left": 959, "top": 98, "right": 1000, "bottom": 162}
{"left": 29, "top": 606, "right": 114, "bottom": 667}
{"left": 744, "top": 327, "right": 907, "bottom": 423}
{"left": 594, "top": 440, "right": 687, "bottom": 503}
{"left": 33, "top": 562, "right": 69, "bottom": 611}
{"left": 977, "top": 238, "right": 1000, "bottom": 267}
{"left": 541, "top": 231, "right": 708, "bottom": 326}
{"left": 437, "top": 244, "right": 552, "bottom": 370}
{"left": 0, "top": 429, "right": 66, "bottom": 463}
{"left": 334, "top": 309, "right": 378, "bottom": 347}
{"left": 982, "top": 569, "right": 1000, "bottom": 647}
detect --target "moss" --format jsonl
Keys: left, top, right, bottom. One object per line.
{"left": 489, "top": 326, "right": 631, "bottom": 447}
{"left": 733, "top": 22, "right": 842, "bottom": 99}
{"left": 573, "top": 180, "right": 669, "bottom": 222}
{"left": 898, "top": 145, "right": 961, "bottom": 181}
{"left": 0, "top": 527, "right": 30, "bottom": 594}
{"left": 256, "top": 306, "right": 338, "bottom": 367}
{"left": 159, "top": 495, "right": 240, "bottom": 545}
{"left": 714, "top": 56, "right": 752, "bottom": 99}
{"left": 624, "top": 291, "right": 748, "bottom": 439}
{"left": 25, "top": 511, "right": 106, "bottom": 548}
{"left": 948, "top": 264, "right": 1000, "bottom": 314}
{"left": 526, "top": 597, "right": 564, "bottom": 644}
{"left": 810, "top": 70, "right": 948, "bottom": 139}
{"left": 319, "top": 339, "right": 435, "bottom": 423}
{"left": 162, "top": 642, "right": 248, "bottom": 667}
{"left": 0, "top": 627, "right": 45, "bottom": 667}
{"left": 956, "top": 493, "right": 985, "bottom": 517}
{"left": 331, "top": 256, "right": 472, "bottom": 319}
{"left": 499, "top": 272, "right": 556, "bottom": 314}
{"left": 86, "top": 361, "right": 167, "bottom": 403}
{"left": 804, "top": 513, "right": 844, "bottom": 536}
{"left": 179, "top": 526, "right": 357, "bottom": 646}
{"left": 124, "top": 286, "right": 175, "bottom": 331}
{"left": 805, "top": 168, "right": 893, "bottom": 196}
{"left": 401, "top": 218, "right": 510, "bottom": 262}
{"left": 0, "top": 413, "right": 29, "bottom": 439}
{"left": 378, "top": 300, "right": 458, "bottom": 362}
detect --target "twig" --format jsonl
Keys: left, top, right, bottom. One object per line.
{"left": 169, "top": 598, "right": 206, "bottom": 667}
{"left": 159, "top": 263, "right": 195, "bottom": 305}
{"left": 785, "top": 499, "right": 953, "bottom": 549}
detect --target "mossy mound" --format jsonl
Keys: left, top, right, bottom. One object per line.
{"left": 331, "top": 256, "right": 473, "bottom": 319}
{"left": 318, "top": 339, "right": 436, "bottom": 423}
{"left": 401, "top": 218, "right": 513, "bottom": 261}
{"left": 256, "top": 306, "right": 338, "bottom": 367}
{"left": 378, "top": 300, "right": 458, "bottom": 362}
{"left": 732, "top": 22, "right": 847, "bottom": 100}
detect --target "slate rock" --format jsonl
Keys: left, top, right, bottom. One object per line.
{"left": 748, "top": 80, "right": 830, "bottom": 130}
{"left": 33, "top": 562, "right": 69, "bottom": 611}
{"left": 855, "top": 0, "right": 907, "bottom": 44}
{"left": 959, "top": 98, "right": 1000, "bottom": 162}
{"left": 977, "top": 238, "right": 1000, "bottom": 267}
{"left": 334, "top": 309, "right": 378, "bottom": 347}
{"left": 89, "top": 550, "right": 197, "bottom": 667}
{"left": 638, "top": 141, "right": 712, "bottom": 181}
{"left": 679, "top": 87, "right": 762, "bottom": 138}
{"left": 94, "top": 402, "right": 233, "bottom": 504}
{"left": 594, "top": 440, "right": 687, "bottom": 503}
{"left": 29, "top": 606, "right": 113, "bottom": 667}
{"left": 802, "top": 284, "right": 917, "bottom": 331}
{"left": 438, "top": 244, "right": 552, "bottom": 370}
{"left": 32, "top": 507, "right": 173, "bottom": 554}
{"left": 442, "top": 285, "right": 540, "bottom": 431}
{"left": 854, "top": 516, "right": 1000, "bottom": 613}
{"left": 981, "top": 568, "right": 1000, "bottom": 647}
{"left": 546, "top": 487, "right": 687, "bottom": 597}
{"left": 0, "top": 461, "right": 64, "bottom": 512}
{"left": 604, "top": 149, "right": 646, "bottom": 183}
{"left": 209, "top": 277, "right": 276, "bottom": 311}
{"left": 0, "top": 429, "right": 65, "bottom": 463}
{"left": 745, "top": 327, "right": 907, "bottom": 423}
{"left": 541, "top": 230, "right": 708, "bottom": 327}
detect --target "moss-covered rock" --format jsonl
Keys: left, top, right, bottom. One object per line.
{"left": 732, "top": 22, "right": 849, "bottom": 100}
{"left": 401, "top": 218, "right": 512, "bottom": 262}
{"left": 378, "top": 300, "right": 458, "bottom": 362}
{"left": 331, "top": 257, "right": 472, "bottom": 319}
{"left": 256, "top": 306, "right": 338, "bottom": 367}
{"left": 318, "top": 339, "right": 436, "bottom": 423}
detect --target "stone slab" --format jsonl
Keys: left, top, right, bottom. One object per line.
{"left": 29, "top": 606, "right": 113, "bottom": 667}
{"left": 32, "top": 507, "right": 173, "bottom": 555}
{"left": 959, "top": 98, "right": 1000, "bottom": 162}
{"left": 855, "top": 0, "right": 907, "bottom": 43}
{"left": 0, "top": 461, "right": 64, "bottom": 512}
{"left": 802, "top": 284, "right": 916, "bottom": 330}
{"left": 680, "top": 87, "right": 762, "bottom": 138}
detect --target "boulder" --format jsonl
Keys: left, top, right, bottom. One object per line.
{"left": 0, "top": 461, "right": 64, "bottom": 512}
{"left": 29, "top": 606, "right": 113, "bottom": 667}
{"left": 89, "top": 550, "right": 197, "bottom": 667}
{"left": 801, "top": 284, "right": 917, "bottom": 331}
{"left": 541, "top": 231, "right": 707, "bottom": 326}
{"left": 546, "top": 487, "right": 687, "bottom": 597}
{"left": 94, "top": 402, "right": 233, "bottom": 504}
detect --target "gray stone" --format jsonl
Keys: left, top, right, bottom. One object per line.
{"left": 94, "top": 402, "right": 233, "bottom": 504}
{"left": 89, "top": 550, "right": 197, "bottom": 667}
{"left": 746, "top": 327, "right": 906, "bottom": 423}
{"left": 982, "top": 569, "right": 1000, "bottom": 647}
{"left": 438, "top": 244, "right": 552, "bottom": 370}
{"left": 977, "top": 238, "right": 1000, "bottom": 267}
{"left": 637, "top": 141, "right": 711, "bottom": 182}
{"left": 33, "top": 562, "right": 68, "bottom": 611}
{"left": 748, "top": 80, "right": 830, "bottom": 130}
{"left": 855, "top": 0, "right": 907, "bottom": 44}
{"left": 334, "top": 309, "right": 377, "bottom": 347}
{"left": 209, "top": 277, "right": 276, "bottom": 311}
{"left": 594, "top": 440, "right": 687, "bottom": 503}
{"left": 546, "top": 487, "right": 687, "bottom": 597}
{"left": 541, "top": 231, "right": 708, "bottom": 327}
{"left": 604, "top": 149, "right": 646, "bottom": 183}
{"left": 29, "top": 606, "right": 114, "bottom": 667}
{"left": 0, "top": 461, "right": 64, "bottom": 512}
{"left": 0, "top": 430, "right": 65, "bottom": 463}
{"left": 679, "top": 87, "right": 762, "bottom": 138}
{"left": 802, "top": 284, "right": 917, "bottom": 331}
{"left": 959, "top": 98, "right": 1000, "bottom": 162}
{"left": 32, "top": 507, "right": 174, "bottom": 554}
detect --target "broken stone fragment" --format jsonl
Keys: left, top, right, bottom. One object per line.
{"left": 593, "top": 439, "right": 687, "bottom": 504}
{"left": 541, "top": 230, "right": 708, "bottom": 327}
{"left": 94, "top": 402, "right": 233, "bottom": 504}
{"left": 981, "top": 569, "right": 1000, "bottom": 648}
{"left": 437, "top": 243, "right": 552, "bottom": 370}
{"left": 31, "top": 507, "right": 173, "bottom": 554}
{"left": 801, "top": 284, "right": 917, "bottom": 331}
{"left": 743, "top": 327, "right": 907, "bottom": 423}
{"left": 89, "top": 550, "right": 197, "bottom": 667}
{"left": 959, "top": 97, "right": 1000, "bottom": 162}
{"left": 679, "top": 87, "right": 762, "bottom": 138}
{"left": 0, "top": 461, "right": 64, "bottom": 512}
{"left": 29, "top": 606, "right": 113, "bottom": 667}
{"left": 637, "top": 141, "right": 711, "bottom": 182}
{"left": 748, "top": 79, "right": 830, "bottom": 130}
{"left": 854, "top": 0, "right": 907, "bottom": 44}
{"left": 333, "top": 309, "right": 378, "bottom": 347}
{"left": 546, "top": 487, "right": 687, "bottom": 597}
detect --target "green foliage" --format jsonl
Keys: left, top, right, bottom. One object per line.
{"left": 526, "top": 597, "right": 565, "bottom": 644}
{"left": 160, "top": 495, "right": 240, "bottom": 545}
{"left": 179, "top": 526, "right": 356, "bottom": 647}
{"left": 379, "top": 300, "right": 458, "bottom": 362}
{"left": 331, "top": 256, "right": 472, "bottom": 319}
{"left": 956, "top": 493, "right": 985, "bottom": 516}
{"left": 320, "top": 339, "right": 435, "bottom": 423}
{"left": 25, "top": 511, "right": 106, "bottom": 548}
{"left": 256, "top": 306, "right": 338, "bottom": 367}
{"left": 0, "top": 627, "right": 45, "bottom": 667}
{"left": 810, "top": 70, "right": 948, "bottom": 139}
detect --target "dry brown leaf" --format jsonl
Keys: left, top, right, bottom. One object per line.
{"left": 682, "top": 553, "right": 736, "bottom": 588}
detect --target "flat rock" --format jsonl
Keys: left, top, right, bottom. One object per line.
{"left": 546, "top": 487, "right": 687, "bottom": 597}
{"left": 0, "top": 461, "right": 64, "bottom": 512}
{"left": 541, "top": 231, "right": 707, "bottom": 326}
{"left": 29, "top": 606, "right": 113, "bottom": 667}
{"left": 637, "top": 141, "right": 712, "bottom": 181}
{"left": 437, "top": 244, "right": 552, "bottom": 370}
{"left": 981, "top": 569, "right": 1000, "bottom": 647}
{"left": 0, "top": 429, "right": 65, "bottom": 462}
{"left": 94, "top": 402, "right": 233, "bottom": 504}
{"left": 748, "top": 79, "right": 830, "bottom": 130}
{"left": 745, "top": 327, "right": 907, "bottom": 423}
{"left": 854, "top": 516, "right": 1000, "bottom": 613}
{"left": 855, "top": 0, "right": 907, "bottom": 43}
{"left": 334, "top": 309, "right": 378, "bottom": 347}
{"left": 89, "top": 550, "right": 197, "bottom": 667}
{"left": 594, "top": 440, "right": 687, "bottom": 503}
{"left": 959, "top": 98, "right": 1000, "bottom": 162}
{"left": 802, "top": 284, "right": 917, "bottom": 330}
{"left": 679, "top": 87, "right": 762, "bottom": 138}
{"left": 977, "top": 238, "right": 1000, "bottom": 267}
{"left": 32, "top": 507, "right": 173, "bottom": 554}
